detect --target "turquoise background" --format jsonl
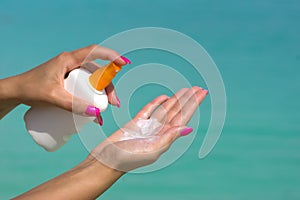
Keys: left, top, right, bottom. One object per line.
{"left": 1, "top": 0, "right": 300, "bottom": 199}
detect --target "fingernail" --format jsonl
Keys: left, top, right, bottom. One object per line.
{"left": 85, "top": 106, "right": 103, "bottom": 126}
{"left": 205, "top": 90, "right": 209, "bottom": 94}
{"left": 98, "top": 115, "right": 103, "bottom": 126}
{"left": 120, "top": 56, "right": 131, "bottom": 64}
{"left": 85, "top": 106, "right": 100, "bottom": 117}
{"left": 116, "top": 96, "right": 121, "bottom": 108}
{"left": 180, "top": 127, "right": 193, "bottom": 136}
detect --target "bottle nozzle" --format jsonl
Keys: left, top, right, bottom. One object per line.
{"left": 89, "top": 62, "right": 122, "bottom": 91}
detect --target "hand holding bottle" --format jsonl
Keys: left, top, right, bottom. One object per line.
{"left": 0, "top": 44, "right": 130, "bottom": 119}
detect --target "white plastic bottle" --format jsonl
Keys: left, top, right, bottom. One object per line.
{"left": 24, "top": 62, "right": 122, "bottom": 151}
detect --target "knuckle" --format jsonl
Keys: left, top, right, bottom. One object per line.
{"left": 46, "top": 87, "right": 57, "bottom": 100}
{"left": 88, "top": 44, "right": 99, "bottom": 50}
{"left": 152, "top": 95, "right": 167, "bottom": 104}
{"left": 181, "top": 87, "right": 189, "bottom": 92}
{"left": 110, "top": 53, "right": 119, "bottom": 61}
{"left": 57, "top": 51, "right": 76, "bottom": 65}
{"left": 106, "top": 49, "right": 120, "bottom": 60}
{"left": 158, "top": 95, "right": 168, "bottom": 101}
{"left": 57, "top": 51, "right": 71, "bottom": 60}
{"left": 173, "top": 101, "right": 183, "bottom": 111}
{"left": 192, "top": 86, "right": 201, "bottom": 91}
{"left": 111, "top": 49, "right": 119, "bottom": 56}
{"left": 161, "top": 95, "right": 169, "bottom": 99}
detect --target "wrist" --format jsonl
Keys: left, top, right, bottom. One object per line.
{"left": 13, "top": 155, "right": 125, "bottom": 200}
{"left": 0, "top": 76, "right": 21, "bottom": 119}
{"left": 66, "top": 156, "right": 125, "bottom": 197}
{"left": 83, "top": 155, "right": 125, "bottom": 177}
{"left": 0, "top": 76, "right": 21, "bottom": 102}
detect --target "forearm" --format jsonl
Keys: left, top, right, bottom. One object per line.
{"left": 13, "top": 157, "right": 124, "bottom": 200}
{"left": 0, "top": 76, "right": 21, "bottom": 119}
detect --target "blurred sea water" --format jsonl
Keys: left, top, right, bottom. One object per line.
{"left": 0, "top": 0, "right": 300, "bottom": 199}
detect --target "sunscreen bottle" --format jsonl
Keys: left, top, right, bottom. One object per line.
{"left": 24, "top": 62, "right": 122, "bottom": 151}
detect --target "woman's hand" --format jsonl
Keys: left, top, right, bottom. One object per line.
{"left": 0, "top": 44, "right": 130, "bottom": 119}
{"left": 13, "top": 87, "right": 208, "bottom": 200}
{"left": 90, "top": 87, "right": 208, "bottom": 172}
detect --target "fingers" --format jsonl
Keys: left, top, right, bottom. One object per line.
{"left": 81, "top": 62, "right": 121, "bottom": 107}
{"left": 49, "top": 87, "right": 91, "bottom": 115}
{"left": 133, "top": 95, "right": 169, "bottom": 120}
{"left": 170, "top": 87, "right": 208, "bottom": 126}
{"left": 105, "top": 83, "right": 120, "bottom": 107}
{"left": 151, "top": 87, "right": 201, "bottom": 123}
{"left": 150, "top": 88, "right": 188, "bottom": 122}
{"left": 80, "top": 61, "right": 101, "bottom": 73}
{"left": 56, "top": 45, "right": 130, "bottom": 73}
{"left": 154, "top": 126, "right": 194, "bottom": 154}
{"left": 71, "top": 44, "right": 127, "bottom": 68}
{"left": 51, "top": 88, "right": 104, "bottom": 125}
{"left": 165, "top": 87, "right": 200, "bottom": 123}
{"left": 54, "top": 44, "right": 131, "bottom": 113}
{"left": 165, "top": 86, "right": 203, "bottom": 124}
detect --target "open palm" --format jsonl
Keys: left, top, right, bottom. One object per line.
{"left": 90, "top": 86, "right": 208, "bottom": 172}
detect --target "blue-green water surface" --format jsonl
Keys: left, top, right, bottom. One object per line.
{"left": 0, "top": 0, "right": 300, "bottom": 199}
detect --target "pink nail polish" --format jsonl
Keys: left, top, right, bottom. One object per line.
{"left": 98, "top": 115, "right": 103, "bottom": 126}
{"left": 116, "top": 96, "right": 121, "bottom": 108}
{"left": 205, "top": 90, "right": 209, "bottom": 94}
{"left": 85, "top": 106, "right": 103, "bottom": 126}
{"left": 85, "top": 106, "right": 100, "bottom": 117}
{"left": 180, "top": 127, "right": 193, "bottom": 136}
{"left": 120, "top": 56, "right": 131, "bottom": 64}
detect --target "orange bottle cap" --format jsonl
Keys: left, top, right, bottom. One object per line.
{"left": 89, "top": 62, "right": 122, "bottom": 91}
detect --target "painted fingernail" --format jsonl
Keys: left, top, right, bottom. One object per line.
{"left": 98, "top": 115, "right": 103, "bottom": 126}
{"left": 85, "top": 106, "right": 103, "bottom": 126}
{"left": 205, "top": 90, "right": 209, "bottom": 94}
{"left": 116, "top": 96, "right": 121, "bottom": 108}
{"left": 180, "top": 127, "right": 193, "bottom": 136}
{"left": 120, "top": 56, "right": 131, "bottom": 64}
{"left": 85, "top": 106, "right": 100, "bottom": 116}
